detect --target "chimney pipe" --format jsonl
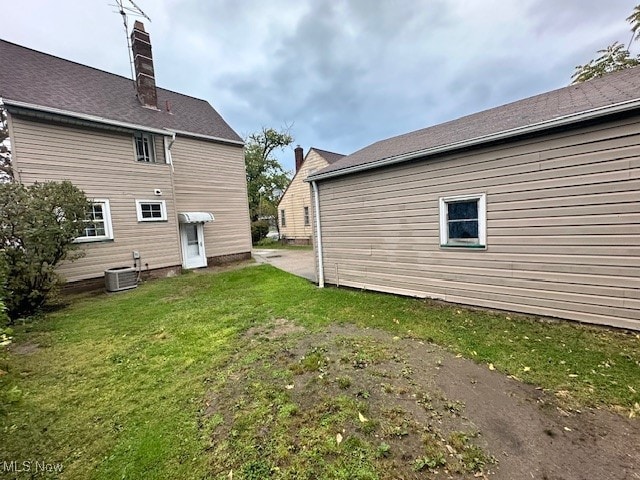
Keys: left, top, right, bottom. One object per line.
{"left": 294, "top": 145, "right": 304, "bottom": 172}
{"left": 130, "top": 21, "right": 158, "bottom": 109}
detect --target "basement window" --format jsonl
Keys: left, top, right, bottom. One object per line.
{"left": 439, "top": 193, "right": 486, "bottom": 248}
{"left": 76, "top": 200, "right": 113, "bottom": 242}
{"left": 134, "top": 132, "right": 156, "bottom": 163}
{"left": 136, "top": 200, "right": 167, "bottom": 222}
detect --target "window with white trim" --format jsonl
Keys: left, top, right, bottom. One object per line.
{"left": 134, "top": 132, "right": 156, "bottom": 163}
{"left": 136, "top": 200, "right": 167, "bottom": 222}
{"left": 76, "top": 200, "right": 113, "bottom": 242}
{"left": 439, "top": 193, "right": 486, "bottom": 248}
{"left": 303, "top": 206, "right": 310, "bottom": 226}
{"left": 280, "top": 209, "right": 286, "bottom": 227}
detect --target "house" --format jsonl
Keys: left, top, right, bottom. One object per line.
{"left": 307, "top": 68, "right": 640, "bottom": 331}
{"left": 0, "top": 22, "right": 251, "bottom": 289}
{"left": 278, "top": 146, "right": 343, "bottom": 244}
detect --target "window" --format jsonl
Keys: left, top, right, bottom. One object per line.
{"left": 134, "top": 132, "right": 155, "bottom": 163}
{"left": 303, "top": 206, "right": 310, "bottom": 226}
{"left": 136, "top": 200, "right": 167, "bottom": 222}
{"left": 280, "top": 209, "right": 286, "bottom": 227}
{"left": 76, "top": 200, "right": 113, "bottom": 242}
{"left": 439, "top": 193, "right": 486, "bottom": 248}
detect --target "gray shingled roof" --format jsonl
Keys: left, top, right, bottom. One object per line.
{"left": 0, "top": 39, "right": 242, "bottom": 142}
{"left": 311, "top": 147, "right": 345, "bottom": 164}
{"left": 310, "top": 66, "right": 640, "bottom": 180}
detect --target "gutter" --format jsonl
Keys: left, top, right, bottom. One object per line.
{"left": 1, "top": 99, "right": 245, "bottom": 146}
{"left": 311, "top": 180, "right": 325, "bottom": 288}
{"left": 168, "top": 129, "right": 244, "bottom": 146}
{"left": 307, "top": 96, "right": 640, "bottom": 182}
{"left": 2, "top": 98, "right": 172, "bottom": 136}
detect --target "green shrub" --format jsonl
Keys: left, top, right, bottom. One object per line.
{"left": 251, "top": 220, "right": 270, "bottom": 243}
{"left": 0, "top": 181, "right": 89, "bottom": 321}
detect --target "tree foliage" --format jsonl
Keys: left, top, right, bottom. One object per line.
{"left": 572, "top": 5, "right": 640, "bottom": 83}
{"left": 0, "top": 107, "right": 13, "bottom": 181}
{"left": 0, "top": 181, "right": 90, "bottom": 321}
{"left": 244, "top": 127, "right": 293, "bottom": 226}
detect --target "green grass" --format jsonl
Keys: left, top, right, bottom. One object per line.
{"left": 253, "top": 238, "right": 313, "bottom": 250}
{"left": 1, "top": 265, "right": 639, "bottom": 479}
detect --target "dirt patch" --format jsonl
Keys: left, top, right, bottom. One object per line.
{"left": 205, "top": 322, "right": 640, "bottom": 479}
{"left": 10, "top": 342, "right": 41, "bottom": 355}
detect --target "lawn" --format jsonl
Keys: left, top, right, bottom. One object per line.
{"left": 1, "top": 264, "right": 638, "bottom": 479}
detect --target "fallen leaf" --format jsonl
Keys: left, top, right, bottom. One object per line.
{"left": 228, "top": 470, "right": 233, "bottom": 480}
{"left": 285, "top": 384, "right": 294, "bottom": 390}
{"left": 488, "top": 363, "right": 495, "bottom": 371}
{"left": 392, "top": 318, "right": 399, "bottom": 324}
{"left": 523, "top": 366, "right": 531, "bottom": 372}
{"left": 628, "top": 385, "right": 637, "bottom": 394}
{"left": 568, "top": 374, "right": 578, "bottom": 378}
{"left": 563, "top": 426, "right": 572, "bottom": 432}
{"left": 392, "top": 336, "right": 400, "bottom": 341}
{"left": 336, "top": 433, "right": 343, "bottom": 445}
{"left": 358, "top": 412, "right": 368, "bottom": 423}
{"left": 445, "top": 444, "right": 455, "bottom": 454}
{"left": 472, "top": 350, "right": 478, "bottom": 356}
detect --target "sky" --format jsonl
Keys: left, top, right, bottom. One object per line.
{"left": 2, "top": 0, "right": 637, "bottom": 173}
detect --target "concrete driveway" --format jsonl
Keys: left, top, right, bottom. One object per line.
{"left": 252, "top": 248, "right": 316, "bottom": 282}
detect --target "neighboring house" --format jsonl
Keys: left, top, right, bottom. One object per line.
{"left": 307, "top": 68, "right": 640, "bottom": 331}
{"left": 0, "top": 22, "right": 251, "bottom": 289}
{"left": 278, "top": 146, "right": 344, "bottom": 244}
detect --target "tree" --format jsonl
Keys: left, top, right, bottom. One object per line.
{"left": 572, "top": 5, "right": 640, "bottom": 83}
{"left": 244, "top": 127, "right": 293, "bottom": 231}
{"left": 0, "top": 107, "right": 13, "bottom": 181}
{"left": 0, "top": 181, "right": 90, "bottom": 321}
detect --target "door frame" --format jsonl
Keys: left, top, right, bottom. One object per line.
{"left": 180, "top": 222, "right": 207, "bottom": 269}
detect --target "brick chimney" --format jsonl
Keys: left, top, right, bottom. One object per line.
{"left": 130, "top": 21, "right": 158, "bottom": 109}
{"left": 294, "top": 145, "right": 304, "bottom": 172}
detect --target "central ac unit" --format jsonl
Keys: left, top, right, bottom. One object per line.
{"left": 105, "top": 267, "right": 138, "bottom": 292}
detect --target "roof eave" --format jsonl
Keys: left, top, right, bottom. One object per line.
{"left": 1, "top": 98, "right": 173, "bottom": 136}
{"left": 1, "top": 98, "right": 244, "bottom": 145}
{"left": 306, "top": 96, "right": 640, "bottom": 183}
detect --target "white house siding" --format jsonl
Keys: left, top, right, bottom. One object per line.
{"left": 170, "top": 136, "right": 251, "bottom": 259}
{"left": 9, "top": 115, "right": 181, "bottom": 282}
{"left": 314, "top": 116, "right": 640, "bottom": 330}
{"left": 279, "top": 150, "right": 329, "bottom": 242}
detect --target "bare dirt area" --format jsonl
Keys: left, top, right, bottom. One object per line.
{"left": 207, "top": 321, "right": 640, "bottom": 479}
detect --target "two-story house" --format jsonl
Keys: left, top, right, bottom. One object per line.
{"left": 0, "top": 22, "right": 251, "bottom": 289}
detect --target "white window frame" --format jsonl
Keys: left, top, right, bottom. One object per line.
{"left": 303, "top": 206, "right": 310, "bottom": 226}
{"left": 136, "top": 200, "right": 167, "bottom": 222}
{"left": 75, "top": 199, "right": 113, "bottom": 243}
{"left": 280, "top": 209, "right": 286, "bottom": 227}
{"left": 134, "top": 132, "right": 156, "bottom": 163}
{"left": 439, "top": 193, "right": 486, "bottom": 248}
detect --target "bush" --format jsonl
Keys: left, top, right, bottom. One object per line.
{"left": 0, "top": 181, "right": 89, "bottom": 321}
{"left": 251, "top": 220, "right": 270, "bottom": 243}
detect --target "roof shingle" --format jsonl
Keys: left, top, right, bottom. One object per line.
{"left": 0, "top": 39, "right": 242, "bottom": 142}
{"left": 313, "top": 67, "right": 640, "bottom": 178}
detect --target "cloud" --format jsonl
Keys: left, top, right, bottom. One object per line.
{"left": 2, "top": 0, "right": 637, "bottom": 171}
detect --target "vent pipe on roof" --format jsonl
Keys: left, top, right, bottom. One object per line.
{"left": 294, "top": 145, "right": 304, "bottom": 172}
{"left": 130, "top": 21, "right": 158, "bottom": 109}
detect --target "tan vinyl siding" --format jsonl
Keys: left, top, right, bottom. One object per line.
{"left": 315, "top": 116, "right": 640, "bottom": 330}
{"left": 279, "top": 151, "right": 329, "bottom": 240}
{"left": 170, "top": 137, "right": 251, "bottom": 258}
{"left": 10, "top": 115, "right": 180, "bottom": 282}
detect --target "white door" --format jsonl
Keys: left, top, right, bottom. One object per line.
{"left": 180, "top": 223, "right": 207, "bottom": 269}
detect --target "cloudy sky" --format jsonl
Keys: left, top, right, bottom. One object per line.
{"left": 2, "top": 0, "right": 637, "bottom": 172}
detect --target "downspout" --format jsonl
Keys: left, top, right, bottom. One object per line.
{"left": 311, "top": 180, "right": 325, "bottom": 288}
{"left": 164, "top": 131, "right": 183, "bottom": 267}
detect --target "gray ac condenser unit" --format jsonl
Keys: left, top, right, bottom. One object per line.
{"left": 104, "top": 267, "right": 137, "bottom": 292}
